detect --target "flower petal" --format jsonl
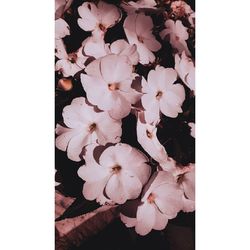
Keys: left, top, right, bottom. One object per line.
{"left": 135, "top": 202, "right": 156, "bottom": 235}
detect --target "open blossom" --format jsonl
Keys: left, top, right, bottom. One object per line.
{"left": 78, "top": 143, "right": 151, "bottom": 204}
{"left": 55, "top": 45, "right": 87, "bottom": 77}
{"left": 160, "top": 19, "right": 191, "bottom": 56}
{"left": 78, "top": 1, "right": 121, "bottom": 38}
{"left": 55, "top": 19, "right": 87, "bottom": 77}
{"left": 124, "top": 13, "right": 161, "bottom": 64}
{"left": 55, "top": 97, "right": 122, "bottom": 161}
{"left": 81, "top": 54, "right": 141, "bottom": 120}
{"left": 141, "top": 66, "right": 185, "bottom": 124}
{"left": 121, "top": 171, "right": 183, "bottom": 235}
{"left": 175, "top": 51, "right": 195, "bottom": 92}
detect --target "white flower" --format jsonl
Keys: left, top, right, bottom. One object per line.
{"left": 81, "top": 54, "right": 141, "bottom": 120}
{"left": 55, "top": 20, "right": 87, "bottom": 77}
{"left": 78, "top": 143, "right": 151, "bottom": 204}
{"left": 55, "top": 18, "right": 70, "bottom": 39}
{"left": 77, "top": 1, "right": 121, "bottom": 38}
{"left": 175, "top": 51, "right": 195, "bottom": 92}
{"left": 55, "top": 44, "right": 88, "bottom": 77}
{"left": 121, "top": 171, "right": 183, "bottom": 235}
{"left": 141, "top": 66, "right": 185, "bottom": 124}
{"left": 188, "top": 122, "right": 195, "bottom": 138}
{"left": 124, "top": 13, "right": 161, "bottom": 64}
{"left": 55, "top": 97, "right": 122, "bottom": 162}
{"left": 160, "top": 19, "right": 191, "bottom": 56}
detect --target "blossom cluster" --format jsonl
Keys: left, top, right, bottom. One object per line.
{"left": 55, "top": 0, "right": 195, "bottom": 236}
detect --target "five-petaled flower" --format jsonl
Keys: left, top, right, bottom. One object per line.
{"left": 55, "top": 97, "right": 122, "bottom": 161}
{"left": 78, "top": 143, "right": 151, "bottom": 204}
{"left": 121, "top": 171, "right": 183, "bottom": 235}
{"left": 141, "top": 66, "right": 185, "bottom": 124}
{"left": 81, "top": 54, "right": 141, "bottom": 120}
{"left": 124, "top": 13, "right": 161, "bottom": 64}
{"left": 78, "top": 1, "right": 121, "bottom": 38}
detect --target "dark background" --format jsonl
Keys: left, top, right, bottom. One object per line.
{"left": 55, "top": 0, "right": 195, "bottom": 249}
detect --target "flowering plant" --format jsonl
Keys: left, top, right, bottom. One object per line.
{"left": 55, "top": 0, "right": 195, "bottom": 240}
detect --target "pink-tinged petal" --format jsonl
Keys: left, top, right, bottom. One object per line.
{"left": 55, "top": 18, "right": 70, "bottom": 39}
{"left": 84, "top": 36, "right": 109, "bottom": 59}
{"left": 95, "top": 117, "right": 122, "bottom": 144}
{"left": 83, "top": 57, "right": 102, "bottom": 78}
{"left": 135, "top": 203, "right": 156, "bottom": 235}
{"left": 137, "top": 116, "right": 169, "bottom": 164}
{"left": 153, "top": 209, "right": 169, "bottom": 230}
{"left": 77, "top": 2, "right": 99, "bottom": 31}
{"left": 123, "top": 14, "right": 138, "bottom": 44}
{"left": 100, "top": 54, "right": 133, "bottom": 84}
{"left": 182, "top": 167, "right": 195, "bottom": 201}
{"left": 55, "top": 39, "right": 68, "bottom": 59}
{"left": 182, "top": 196, "right": 195, "bottom": 212}
{"left": 81, "top": 74, "right": 114, "bottom": 111}
{"left": 135, "top": 13, "right": 153, "bottom": 36}
{"left": 120, "top": 213, "right": 137, "bottom": 228}
{"left": 142, "top": 35, "right": 161, "bottom": 52}
{"left": 175, "top": 20, "right": 189, "bottom": 41}
{"left": 120, "top": 170, "right": 143, "bottom": 200}
{"left": 55, "top": 59, "right": 82, "bottom": 77}
{"left": 77, "top": 164, "right": 109, "bottom": 182}
{"left": 160, "top": 67, "right": 178, "bottom": 87}
{"left": 66, "top": 131, "right": 91, "bottom": 161}
{"left": 141, "top": 95, "right": 160, "bottom": 123}
{"left": 55, "top": 125, "right": 79, "bottom": 151}
{"left": 159, "top": 101, "right": 181, "bottom": 118}
{"left": 165, "top": 83, "right": 185, "bottom": 105}
{"left": 119, "top": 88, "right": 142, "bottom": 105}
{"left": 105, "top": 174, "right": 127, "bottom": 204}
{"left": 108, "top": 93, "right": 131, "bottom": 120}
{"left": 142, "top": 171, "right": 177, "bottom": 201}
{"left": 136, "top": 43, "right": 156, "bottom": 64}
{"left": 77, "top": 163, "right": 110, "bottom": 182}
{"left": 82, "top": 176, "right": 109, "bottom": 201}
{"left": 99, "top": 145, "right": 117, "bottom": 168}
{"left": 98, "top": 1, "right": 121, "bottom": 28}
{"left": 154, "top": 183, "right": 183, "bottom": 219}
{"left": 62, "top": 97, "right": 90, "bottom": 128}
{"left": 110, "top": 40, "right": 139, "bottom": 65}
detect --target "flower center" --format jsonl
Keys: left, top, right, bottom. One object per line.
{"left": 108, "top": 83, "right": 119, "bottom": 91}
{"left": 99, "top": 23, "right": 106, "bottom": 32}
{"left": 147, "top": 193, "right": 155, "bottom": 204}
{"left": 112, "top": 165, "right": 122, "bottom": 174}
{"left": 156, "top": 91, "right": 163, "bottom": 100}
{"left": 68, "top": 53, "right": 77, "bottom": 63}
{"left": 138, "top": 36, "right": 144, "bottom": 43}
{"left": 146, "top": 129, "right": 153, "bottom": 139}
{"left": 88, "top": 123, "right": 96, "bottom": 133}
